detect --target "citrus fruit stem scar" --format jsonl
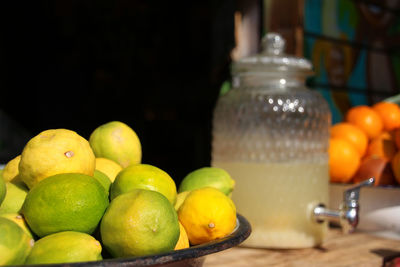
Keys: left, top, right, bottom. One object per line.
{"left": 208, "top": 222, "right": 215, "bottom": 228}
{"left": 64, "top": 151, "right": 74, "bottom": 158}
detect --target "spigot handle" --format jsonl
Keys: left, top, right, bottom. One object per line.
{"left": 340, "top": 177, "right": 375, "bottom": 233}
{"left": 344, "top": 177, "right": 375, "bottom": 203}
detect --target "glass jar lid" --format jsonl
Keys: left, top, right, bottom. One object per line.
{"left": 232, "top": 33, "right": 313, "bottom": 75}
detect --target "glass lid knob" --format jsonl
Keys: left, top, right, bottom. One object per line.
{"left": 261, "top": 33, "right": 285, "bottom": 55}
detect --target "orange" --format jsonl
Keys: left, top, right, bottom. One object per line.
{"left": 330, "top": 122, "right": 368, "bottom": 157}
{"left": 365, "top": 132, "right": 397, "bottom": 161}
{"left": 353, "top": 156, "right": 396, "bottom": 186}
{"left": 345, "top": 105, "right": 383, "bottom": 139}
{"left": 391, "top": 150, "right": 400, "bottom": 184}
{"left": 393, "top": 128, "right": 400, "bottom": 150}
{"left": 328, "top": 137, "right": 361, "bottom": 183}
{"left": 372, "top": 101, "right": 400, "bottom": 131}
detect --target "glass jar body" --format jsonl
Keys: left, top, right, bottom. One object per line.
{"left": 211, "top": 73, "right": 331, "bottom": 248}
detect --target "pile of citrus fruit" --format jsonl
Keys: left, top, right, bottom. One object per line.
{"left": 329, "top": 101, "right": 400, "bottom": 186}
{"left": 0, "top": 121, "right": 237, "bottom": 265}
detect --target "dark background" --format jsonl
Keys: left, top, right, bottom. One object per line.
{"left": 0, "top": 1, "right": 237, "bottom": 185}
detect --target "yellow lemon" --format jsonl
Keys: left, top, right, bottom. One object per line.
{"left": 178, "top": 187, "right": 236, "bottom": 245}
{"left": 22, "top": 173, "right": 109, "bottom": 238}
{"left": 0, "top": 213, "right": 34, "bottom": 239}
{"left": 110, "top": 163, "right": 177, "bottom": 205}
{"left": 0, "top": 217, "right": 34, "bottom": 265}
{"left": 0, "top": 181, "right": 28, "bottom": 214}
{"left": 100, "top": 189, "right": 179, "bottom": 257}
{"left": 19, "top": 129, "right": 95, "bottom": 189}
{"left": 2, "top": 155, "right": 20, "bottom": 182}
{"left": 89, "top": 121, "right": 142, "bottom": 168}
{"left": 95, "top": 157, "right": 122, "bottom": 182}
{"left": 178, "top": 167, "right": 235, "bottom": 196}
{"left": 0, "top": 176, "right": 5, "bottom": 206}
{"left": 174, "top": 222, "right": 190, "bottom": 250}
{"left": 25, "top": 231, "right": 102, "bottom": 264}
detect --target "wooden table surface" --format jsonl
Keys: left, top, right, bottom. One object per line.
{"left": 203, "top": 228, "right": 400, "bottom": 267}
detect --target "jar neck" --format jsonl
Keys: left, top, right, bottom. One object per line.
{"left": 232, "top": 72, "right": 307, "bottom": 89}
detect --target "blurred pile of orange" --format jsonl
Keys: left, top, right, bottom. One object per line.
{"left": 329, "top": 101, "right": 400, "bottom": 186}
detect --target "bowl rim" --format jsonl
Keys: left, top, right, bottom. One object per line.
{"left": 22, "top": 213, "right": 251, "bottom": 267}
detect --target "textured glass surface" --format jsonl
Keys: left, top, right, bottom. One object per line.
{"left": 212, "top": 79, "right": 331, "bottom": 164}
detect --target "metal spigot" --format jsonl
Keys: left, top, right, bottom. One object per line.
{"left": 313, "top": 177, "right": 375, "bottom": 233}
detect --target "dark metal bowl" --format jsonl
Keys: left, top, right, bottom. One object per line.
{"left": 23, "top": 214, "right": 251, "bottom": 267}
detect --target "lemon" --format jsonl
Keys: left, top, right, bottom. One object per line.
{"left": 89, "top": 121, "right": 142, "bottom": 168}
{"left": 178, "top": 187, "right": 237, "bottom": 245}
{"left": 19, "top": 129, "right": 96, "bottom": 189}
{"left": 174, "top": 191, "right": 190, "bottom": 211}
{"left": 100, "top": 189, "right": 179, "bottom": 257}
{"left": 174, "top": 222, "right": 190, "bottom": 250}
{"left": 93, "top": 170, "right": 112, "bottom": 194}
{"left": 0, "top": 213, "right": 34, "bottom": 239}
{"left": 25, "top": 231, "right": 102, "bottom": 264}
{"left": 178, "top": 167, "right": 235, "bottom": 196}
{"left": 0, "top": 176, "right": 5, "bottom": 206}
{"left": 110, "top": 163, "right": 177, "bottom": 204}
{"left": 22, "top": 173, "right": 109, "bottom": 238}
{"left": 2, "top": 155, "right": 20, "bottom": 182}
{"left": 0, "top": 181, "right": 28, "bottom": 214}
{"left": 0, "top": 217, "right": 34, "bottom": 265}
{"left": 95, "top": 157, "right": 122, "bottom": 182}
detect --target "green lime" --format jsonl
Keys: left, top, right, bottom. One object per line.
{"left": 22, "top": 173, "right": 109, "bottom": 237}
{"left": 93, "top": 170, "right": 112, "bottom": 195}
{"left": 174, "top": 191, "right": 191, "bottom": 211}
{"left": 178, "top": 167, "right": 235, "bottom": 196}
{"left": 0, "top": 181, "right": 28, "bottom": 214}
{"left": 101, "top": 189, "right": 179, "bottom": 257}
{"left": 89, "top": 121, "right": 142, "bottom": 168}
{"left": 25, "top": 231, "right": 102, "bottom": 264}
{"left": 110, "top": 164, "right": 177, "bottom": 204}
{"left": 0, "top": 217, "right": 34, "bottom": 265}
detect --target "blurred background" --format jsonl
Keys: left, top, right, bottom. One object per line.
{"left": 0, "top": 0, "right": 399, "bottom": 185}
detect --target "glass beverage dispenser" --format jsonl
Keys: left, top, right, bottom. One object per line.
{"left": 211, "top": 33, "right": 332, "bottom": 248}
